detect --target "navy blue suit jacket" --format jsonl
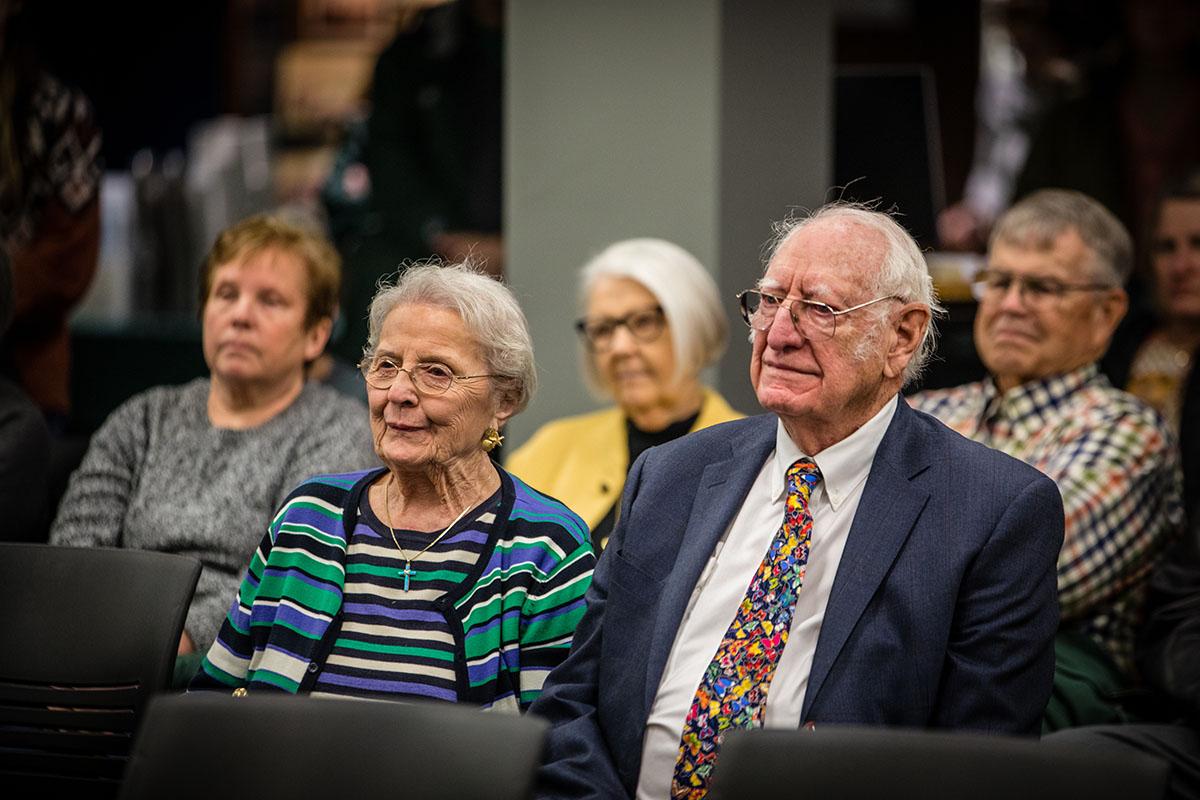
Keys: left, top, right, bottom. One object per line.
{"left": 530, "top": 399, "right": 1064, "bottom": 799}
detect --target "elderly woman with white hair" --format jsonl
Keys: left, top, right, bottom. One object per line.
{"left": 507, "top": 239, "right": 742, "bottom": 550}
{"left": 193, "top": 264, "right": 595, "bottom": 711}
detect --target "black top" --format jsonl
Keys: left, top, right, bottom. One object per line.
{"left": 0, "top": 376, "right": 49, "bottom": 542}
{"left": 590, "top": 409, "right": 701, "bottom": 551}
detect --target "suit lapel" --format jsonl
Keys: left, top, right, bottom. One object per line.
{"left": 801, "top": 400, "right": 932, "bottom": 719}
{"left": 643, "top": 415, "right": 778, "bottom": 711}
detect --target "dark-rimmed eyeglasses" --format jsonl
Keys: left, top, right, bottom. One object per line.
{"left": 574, "top": 306, "right": 666, "bottom": 351}
{"left": 357, "top": 356, "right": 496, "bottom": 394}
{"left": 737, "top": 289, "right": 899, "bottom": 340}
{"left": 970, "top": 269, "right": 1115, "bottom": 306}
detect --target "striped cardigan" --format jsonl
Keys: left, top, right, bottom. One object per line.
{"left": 192, "top": 466, "right": 595, "bottom": 711}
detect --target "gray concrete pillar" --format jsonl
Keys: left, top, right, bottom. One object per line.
{"left": 506, "top": 0, "right": 832, "bottom": 444}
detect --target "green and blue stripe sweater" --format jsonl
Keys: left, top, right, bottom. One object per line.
{"left": 192, "top": 466, "right": 594, "bottom": 711}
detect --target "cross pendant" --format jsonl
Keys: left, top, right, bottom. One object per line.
{"left": 401, "top": 562, "right": 412, "bottom": 592}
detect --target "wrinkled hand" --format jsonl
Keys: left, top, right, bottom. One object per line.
{"left": 432, "top": 231, "right": 504, "bottom": 278}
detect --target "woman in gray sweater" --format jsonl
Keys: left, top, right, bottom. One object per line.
{"left": 51, "top": 215, "right": 375, "bottom": 657}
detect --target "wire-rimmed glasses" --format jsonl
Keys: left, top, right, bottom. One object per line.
{"left": 357, "top": 356, "right": 496, "bottom": 394}
{"left": 737, "top": 289, "right": 899, "bottom": 340}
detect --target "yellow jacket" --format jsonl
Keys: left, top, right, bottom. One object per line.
{"left": 505, "top": 388, "right": 743, "bottom": 531}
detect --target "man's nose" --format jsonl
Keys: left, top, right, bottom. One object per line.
{"left": 995, "top": 279, "right": 1029, "bottom": 312}
{"left": 765, "top": 301, "right": 806, "bottom": 348}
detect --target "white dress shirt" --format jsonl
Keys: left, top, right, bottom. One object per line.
{"left": 635, "top": 397, "right": 898, "bottom": 800}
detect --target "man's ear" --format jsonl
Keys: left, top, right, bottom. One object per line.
{"left": 1089, "top": 288, "right": 1128, "bottom": 355}
{"left": 882, "top": 303, "right": 930, "bottom": 381}
{"left": 1089, "top": 283, "right": 1132, "bottom": 357}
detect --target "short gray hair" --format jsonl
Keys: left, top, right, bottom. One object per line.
{"left": 990, "top": 189, "right": 1133, "bottom": 285}
{"left": 767, "top": 202, "right": 945, "bottom": 387}
{"left": 364, "top": 262, "right": 537, "bottom": 414}
{"left": 579, "top": 238, "right": 728, "bottom": 393}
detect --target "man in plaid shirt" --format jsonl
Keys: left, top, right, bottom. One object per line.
{"left": 912, "top": 189, "right": 1184, "bottom": 682}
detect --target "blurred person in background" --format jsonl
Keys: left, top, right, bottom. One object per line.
{"left": 937, "top": 0, "right": 1111, "bottom": 251}
{"left": 506, "top": 239, "right": 742, "bottom": 552}
{"left": 1104, "top": 168, "right": 1200, "bottom": 522}
{"left": 50, "top": 215, "right": 375, "bottom": 678}
{"left": 1014, "top": 0, "right": 1200, "bottom": 266}
{"left": 324, "top": 0, "right": 504, "bottom": 366}
{"left": 912, "top": 189, "right": 1185, "bottom": 728}
{"left": 0, "top": 0, "right": 101, "bottom": 428}
{"left": 193, "top": 264, "right": 593, "bottom": 709}
{"left": 0, "top": 243, "right": 50, "bottom": 542}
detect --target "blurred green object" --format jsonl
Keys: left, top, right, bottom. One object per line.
{"left": 1043, "top": 629, "right": 1135, "bottom": 734}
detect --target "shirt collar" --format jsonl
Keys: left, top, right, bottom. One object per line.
{"left": 982, "top": 363, "right": 1101, "bottom": 436}
{"left": 771, "top": 395, "right": 899, "bottom": 510}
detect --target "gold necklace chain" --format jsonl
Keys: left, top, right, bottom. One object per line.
{"left": 383, "top": 475, "right": 472, "bottom": 592}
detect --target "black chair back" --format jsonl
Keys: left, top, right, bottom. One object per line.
{"left": 118, "top": 693, "right": 549, "bottom": 800}
{"left": 0, "top": 543, "right": 201, "bottom": 798}
{"left": 712, "top": 726, "right": 1170, "bottom": 800}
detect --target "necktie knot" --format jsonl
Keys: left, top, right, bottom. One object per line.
{"left": 786, "top": 459, "right": 821, "bottom": 505}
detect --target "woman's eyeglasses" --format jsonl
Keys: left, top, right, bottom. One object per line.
{"left": 358, "top": 357, "right": 496, "bottom": 394}
{"left": 574, "top": 306, "right": 666, "bottom": 351}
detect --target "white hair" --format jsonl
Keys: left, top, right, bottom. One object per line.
{"left": 767, "top": 203, "right": 946, "bottom": 387}
{"left": 364, "top": 261, "right": 537, "bottom": 414}
{"left": 578, "top": 238, "right": 729, "bottom": 395}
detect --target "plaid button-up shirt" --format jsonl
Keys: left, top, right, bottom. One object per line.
{"left": 911, "top": 363, "right": 1184, "bottom": 676}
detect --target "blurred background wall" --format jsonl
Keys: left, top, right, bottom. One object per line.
{"left": 9, "top": 0, "right": 1179, "bottom": 442}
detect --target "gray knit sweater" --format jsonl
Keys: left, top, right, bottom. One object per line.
{"left": 50, "top": 378, "right": 378, "bottom": 652}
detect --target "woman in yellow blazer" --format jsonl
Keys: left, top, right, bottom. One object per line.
{"left": 507, "top": 238, "right": 742, "bottom": 550}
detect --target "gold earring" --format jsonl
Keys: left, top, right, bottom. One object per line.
{"left": 481, "top": 427, "right": 504, "bottom": 452}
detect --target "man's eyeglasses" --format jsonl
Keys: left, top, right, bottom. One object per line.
{"left": 970, "top": 269, "right": 1115, "bottom": 306}
{"left": 737, "top": 289, "right": 898, "bottom": 340}
{"left": 358, "top": 356, "right": 496, "bottom": 394}
{"left": 575, "top": 306, "right": 666, "bottom": 350}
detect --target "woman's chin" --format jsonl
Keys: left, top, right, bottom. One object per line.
{"left": 613, "top": 380, "right": 666, "bottom": 409}
{"left": 379, "top": 449, "right": 434, "bottom": 472}
{"left": 211, "top": 363, "right": 296, "bottom": 393}
{"left": 617, "top": 392, "right": 659, "bottom": 415}
{"left": 210, "top": 370, "right": 265, "bottom": 395}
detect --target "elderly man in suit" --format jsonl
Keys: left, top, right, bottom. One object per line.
{"left": 529, "top": 202, "right": 1065, "bottom": 800}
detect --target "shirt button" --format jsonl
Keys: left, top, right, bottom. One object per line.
{"left": 307, "top": 661, "right": 319, "bottom": 674}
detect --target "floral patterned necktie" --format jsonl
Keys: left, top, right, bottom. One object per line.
{"left": 671, "top": 458, "right": 821, "bottom": 800}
